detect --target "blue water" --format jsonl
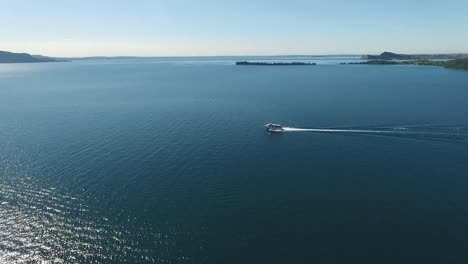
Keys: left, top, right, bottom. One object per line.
{"left": 1, "top": 56, "right": 468, "bottom": 263}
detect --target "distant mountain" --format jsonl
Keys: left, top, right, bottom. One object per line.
{"left": 362, "top": 51, "right": 468, "bottom": 60}
{"left": 362, "top": 52, "right": 412, "bottom": 60}
{"left": 0, "top": 50, "right": 65, "bottom": 63}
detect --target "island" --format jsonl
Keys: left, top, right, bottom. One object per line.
{"left": 236, "top": 61, "right": 316, "bottom": 66}
{"left": 0, "top": 50, "right": 65, "bottom": 63}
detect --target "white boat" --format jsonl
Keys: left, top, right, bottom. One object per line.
{"left": 265, "top": 123, "right": 284, "bottom": 132}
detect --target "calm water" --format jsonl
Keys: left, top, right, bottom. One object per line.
{"left": 1, "top": 56, "right": 468, "bottom": 263}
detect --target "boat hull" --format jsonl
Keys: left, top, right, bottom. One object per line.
{"left": 265, "top": 123, "right": 284, "bottom": 133}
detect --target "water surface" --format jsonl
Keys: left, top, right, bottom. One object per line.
{"left": 1, "top": 56, "right": 468, "bottom": 263}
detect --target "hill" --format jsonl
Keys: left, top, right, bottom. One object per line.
{"left": 0, "top": 50, "right": 64, "bottom": 63}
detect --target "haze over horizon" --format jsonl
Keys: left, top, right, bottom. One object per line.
{"left": 1, "top": 0, "right": 468, "bottom": 57}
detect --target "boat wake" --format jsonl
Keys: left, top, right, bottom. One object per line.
{"left": 280, "top": 125, "right": 468, "bottom": 143}
{"left": 283, "top": 127, "right": 390, "bottom": 133}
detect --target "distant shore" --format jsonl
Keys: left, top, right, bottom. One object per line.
{"left": 341, "top": 59, "right": 468, "bottom": 70}
{"left": 362, "top": 51, "right": 468, "bottom": 61}
{"left": 236, "top": 61, "right": 316, "bottom": 66}
{"left": 1, "top": 49, "right": 467, "bottom": 70}
{"left": 0, "top": 50, "right": 66, "bottom": 63}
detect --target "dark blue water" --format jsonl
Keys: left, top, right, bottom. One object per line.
{"left": 1, "top": 57, "right": 468, "bottom": 263}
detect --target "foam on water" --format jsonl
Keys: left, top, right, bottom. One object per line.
{"left": 281, "top": 126, "right": 468, "bottom": 143}
{"left": 283, "top": 127, "right": 389, "bottom": 133}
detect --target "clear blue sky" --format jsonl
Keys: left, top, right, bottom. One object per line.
{"left": 1, "top": 0, "right": 468, "bottom": 56}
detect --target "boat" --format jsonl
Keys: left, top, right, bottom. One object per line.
{"left": 265, "top": 123, "right": 284, "bottom": 132}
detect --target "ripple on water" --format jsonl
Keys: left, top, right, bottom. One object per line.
{"left": 0, "top": 128, "right": 201, "bottom": 263}
{"left": 0, "top": 176, "right": 198, "bottom": 263}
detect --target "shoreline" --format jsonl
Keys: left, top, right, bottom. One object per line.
{"left": 235, "top": 61, "right": 316, "bottom": 66}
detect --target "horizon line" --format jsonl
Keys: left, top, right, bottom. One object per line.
{"left": 3, "top": 49, "right": 468, "bottom": 59}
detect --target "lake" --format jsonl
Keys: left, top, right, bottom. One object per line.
{"left": 1, "top": 56, "right": 468, "bottom": 263}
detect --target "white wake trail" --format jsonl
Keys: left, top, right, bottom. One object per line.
{"left": 282, "top": 127, "right": 392, "bottom": 133}
{"left": 278, "top": 126, "right": 468, "bottom": 143}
